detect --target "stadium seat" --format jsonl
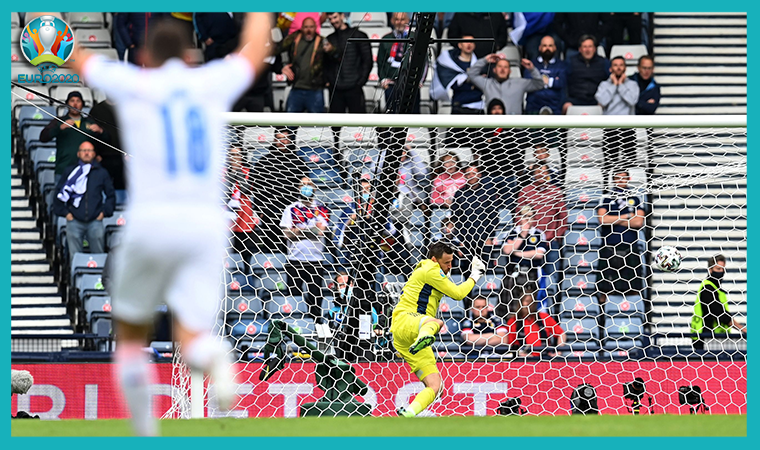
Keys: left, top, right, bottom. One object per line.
{"left": 11, "top": 12, "right": 20, "bottom": 27}
{"left": 564, "top": 228, "right": 601, "bottom": 249}
{"left": 11, "top": 42, "right": 24, "bottom": 65}
{"left": 84, "top": 295, "right": 111, "bottom": 323}
{"left": 226, "top": 272, "right": 255, "bottom": 295}
{"left": 565, "top": 250, "right": 599, "bottom": 274}
{"left": 11, "top": 65, "right": 40, "bottom": 86}
{"left": 359, "top": 25, "right": 388, "bottom": 41}
{"left": 440, "top": 317, "right": 463, "bottom": 343}
{"left": 243, "top": 126, "right": 274, "bottom": 148}
{"left": 23, "top": 12, "right": 65, "bottom": 24}
{"left": 298, "top": 145, "right": 336, "bottom": 168}
{"left": 101, "top": 212, "right": 126, "bottom": 244}
{"left": 561, "top": 273, "right": 597, "bottom": 294}
{"left": 11, "top": 26, "right": 21, "bottom": 43}
{"left": 278, "top": 316, "right": 316, "bottom": 336}
{"left": 569, "top": 208, "right": 600, "bottom": 228}
{"left": 296, "top": 127, "right": 333, "bottom": 148}
{"left": 609, "top": 44, "right": 648, "bottom": 65}
{"left": 76, "top": 273, "right": 107, "bottom": 299}
{"left": 31, "top": 147, "right": 56, "bottom": 173}
{"left": 250, "top": 253, "right": 287, "bottom": 274}
{"left": 604, "top": 294, "right": 645, "bottom": 315}
{"left": 566, "top": 146, "right": 603, "bottom": 166}
{"left": 256, "top": 271, "right": 289, "bottom": 298}
{"left": 561, "top": 317, "right": 600, "bottom": 341}
{"left": 67, "top": 12, "right": 104, "bottom": 28}
{"left": 22, "top": 124, "right": 47, "bottom": 148}
{"left": 351, "top": 12, "right": 387, "bottom": 27}
{"left": 75, "top": 28, "right": 111, "bottom": 48}
{"left": 310, "top": 167, "right": 342, "bottom": 187}
{"left": 439, "top": 297, "right": 466, "bottom": 319}
{"left": 497, "top": 45, "right": 521, "bottom": 67}
{"left": 560, "top": 295, "right": 600, "bottom": 318}
{"left": 18, "top": 105, "right": 56, "bottom": 130}
{"left": 70, "top": 252, "right": 108, "bottom": 284}
{"left": 225, "top": 295, "right": 265, "bottom": 318}
{"left": 86, "top": 47, "right": 119, "bottom": 61}
{"left": 566, "top": 105, "right": 603, "bottom": 116}
{"left": 606, "top": 316, "right": 644, "bottom": 337}
{"left": 229, "top": 313, "right": 268, "bottom": 339}
{"left": 12, "top": 86, "right": 49, "bottom": 113}
{"left": 597, "top": 45, "right": 606, "bottom": 58}
{"left": 224, "top": 252, "right": 247, "bottom": 273}
{"left": 475, "top": 275, "right": 502, "bottom": 298}
{"left": 90, "top": 311, "right": 112, "bottom": 338}
{"left": 265, "top": 295, "right": 307, "bottom": 318}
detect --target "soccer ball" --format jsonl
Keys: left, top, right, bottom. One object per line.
{"left": 654, "top": 246, "right": 682, "bottom": 272}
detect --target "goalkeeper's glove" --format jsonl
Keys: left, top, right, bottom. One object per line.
{"left": 469, "top": 256, "right": 486, "bottom": 283}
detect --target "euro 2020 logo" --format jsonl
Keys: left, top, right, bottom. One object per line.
{"left": 19, "top": 15, "right": 79, "bottom": 83}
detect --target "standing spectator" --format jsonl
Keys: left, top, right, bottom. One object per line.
{"left": 279, "top": 17, "right": 326, "bottom": 113}
{"left": 517, "top": 164, "right": 568, "bottom": 286}
{"left": 431, "top": 153, "right": 466, "bottom": 208}
{"left": 370, "top": 145, "right": 430, "bottom": 208}
{"left": 227, "top": 147, "right": 260, "bottom": 274}
{"left": 510, "top": 13, "right": 557, "bottom": 62}
{"left": 461, "top": 296, "right": 509, "bottom": 348}
{"left": 496, "top": 206, "right": 549, "bottom": 320}
{"left": 524, "top": 35, "right": 567, "bottom": 115}
{"left": 115, "top": 13, "right": 168, "bottom": 64}
{"left": 281, "top": 177, "right": 330, "bottom": 321}
{"left": 448, "top": 13, "right": 508, "bottom": 59}
{"left": 552, "top": 13, "right": 607, "bottom": 60}
{"left": 562, "top": 35, "right": 610, "bottom": 114}
{"left": 505, "top": 285, "right": 567, "bottom": 357}
{"left": 327, "top": 268, "right": 379, "bottom": 331}
{"left": 193, "top": 13, "right": 241, "bottom": 62}
{"left": 431, "top": 34, "right": 484, "bottom": 114}
{"left": 450, "top": 165, "right": 499, "bottom": 268}
{"left": 691, "top": 254, "right": 747, "bottom": 350}
{"left": 378, "top": 12, "right": 422, "bottom": 114}
{"left": 39, "top": 91, "right": 107, "bottom": 183}
{"left": 250, "top": 130, "right": 309, "bottom": 253}
{"left": 288, "top": 13, "right": 325, "bottom": 37}
{"left": 631, "top": 55, "right": 661, "bottom": 115}
{"left": 337, "top": 177, "right": 373, "bottom": 265}
{"left": 88, "top": 98, "right": 125, "bottom": 196}
{"left": 602, "top": 13, "right": 642, "bottom": 56}
{"left": 466, "top": 54, "right": 544, "bottom": 114}
{"left": 53, "top": 141, "right": 115, "bottom": 262}
{"left": 595, "top": 170, "right": 646, "bottom": 347}
{"left": 596, "top": 56, "right": 640, "bottom": 186}
{"left": 234, "top": 21, "right": 281, "bottom": 112}
{"left": 324, "top": 12, "right": 372, "bottom": 114}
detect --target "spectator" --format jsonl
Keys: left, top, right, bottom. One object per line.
{"left": 227, "top": 147, "right": 260, "bottom": 274}
{"left": 691, "top": 254, "right": 747, "bottom": 350}
{"left": 496, "top": 206, "right": 549, "bottom": 320}
{"left": 532, "top": 145, "right": 560, "bottom": 187}
{"left": 234, "top": 20, "right": 281, "bottom": 112}
{"left": 278, "top": 17, "right": 326, "bottom": 113}
{"left": 280, "top": 177, "right": 330, "bottom": 321}
{"left": 250, "top": 130, "right": 309, "bottom": 252}
{"left": 595, "top": 170, "right": 646, "bottom": 346}
{"left": 461, "top": 296, "right": 508, "bottom": 348}
{"left": 431, "top": 153, "right": 466, "bottom": 207}
{"left": 370, "top": 145, "right": 430, "bottom": 208}
{"left": 505, "top": 285, "right": 566, "bottom": 357}
{"left": 602, "top": 13, "right": 642, "bottom": 56}
{"left": 53, "top": 141, "right": 115, "bottom": 262}
{"left": 524, "top": 35, "right": 567, "bottom": 115}
{"left": 327, "top": 268, "right": 379, "bottom": 331}
{"left": 431, "top": 34, "right": 484, "bottom": 114}
{"left": 517, "top": 164, "right": 568, "bottom": 286}
{"left": 378, "top": 12, "right": 422, "bottom": 114}
{"left": 562, "top": 35, "right": 610, "bottom": 114}
{"left": 631, "top": 55, "right": 661, "bottom": 115}
{"left": 552, "top": 13, "right": 607, "bottom": 60}
{"left": 88, "top": 98, "right": 125, "bottom": 195}
{"left": 115, "top": 13, "right": 168, "bottom": 64}
{"left": 466, "top": 54, "right": 544, "bottom": 114}
{"left": 448, "top": 13, "right": 508, "bottom": 59}
{"left": 324, "top": 12, "right": 372, "bottom": 114}
{"left": 193, "top": 13, "right": 241, "bottom": 62}
{"left": 450, "top": 165, "right": 499, "bottom": 270}
{"left": 432, "top": 218, "right": 465, "bottom": 256}
{"left": 474, "top": 98, "right": 525, "bottom": 210}
{"left": 39, "top": 91, "right": 107, "bottom": 183}
{"left": 288, "top": 12, "right": 325, "bottom": 37}
{"left": 595, "top": 56, "right": 640, "bottom": 186}
{"left": 510, "top": 13, "right": 557, "bottom": 62}
{"left": 336, "top": 177, "right": 373, "bottom": 265}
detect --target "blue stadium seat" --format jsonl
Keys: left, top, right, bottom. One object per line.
{"left": 607, "top": 316, "right": 644, "bottom": 337}
{"left": 474, "top": 274, "right": 502, "bottom": 298}
{"left": 250, "top": 253, "right": 287, "bottom": 274}
{"left": 564, "top": 229, "right": 601, "bottom": 249}
{"left": 84, "top": 295, "right": 111, "bottom": 323}
{"left": 440, "top": 317, "right": 463, "bottom": 343}
{"left": 310, "top": 167, "right": 342, "bottom": 188}
{"left": 569, "top": 208, "right": 600, "bottom": 228}
{"left": 430, "top": 208, "right": 450, "bottom": 233}
{"left": 18, "top": 105, "right": 56, "bottom": 130}
{"left": 498, "top": 208, "right": 513, "bottom": 226}
{"left": 560, "top": 295, "right": 601, "bottom": 318}
{"left": 565, "top": 250, "right": 599, "bottom": 273}
{"left": 561, "top": 273, "right": 597, "bottom": 295}
{"left": 225, "top": 272, "right": 255, "bottom": 294}
{"left": 265, "top": 295, "right": 307, "bottom": 318}
{"left": 70, "top": 252, "right": 107, "bottom": 284}
{"left": 90, "top": 312, "right": 112, "bottom": 337}
{"left": 604, "top": 294, "right": 645, "bottom": 316}
{"left": 255, "top": 271, "right": 289, "bottom": 298}
{"left": 278, "top": 316, "right": 316, "bottom": 336}
{"left": 31, "top": 147, "right": 56, "bottom": 173}
{"left": 382, "top": 273, "right": 407, "bottom": 284}
{"left": 439, "top": 297, "right": 466, "bottom": 320}
{"left": 561, "top": 317, "right": 600, "bottom": 341}
{"left": 76, "top": 273, "right": 107, "bottom": 300}
{"left": 22, "top": 125, "right": 46, "bottom": 148}
{"left": 225, "top": 295, "right": 265, "bottom": 318}
{"left": 298, "top": 146, "right": 336, "bottom": 168}
{"left": 229, "top": 314, "right": 269, "bottom": 339}
{"left": 224, "top": 252, "right": 246, "bottom": 273}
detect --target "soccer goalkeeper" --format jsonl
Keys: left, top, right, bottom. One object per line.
{"left": 391, "top": 240, "right": 486, "bottom": 417}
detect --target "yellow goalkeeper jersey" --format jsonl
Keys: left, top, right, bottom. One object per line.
{"left": 392, "top": 259, "right": 475, "bottom": 320}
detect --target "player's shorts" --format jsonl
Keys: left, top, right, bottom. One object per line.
{"left": 391, "top": 311, "right": 439, "bottom": 380}
{"left": 109, "top": 207, "right": 226, "bottom": 333}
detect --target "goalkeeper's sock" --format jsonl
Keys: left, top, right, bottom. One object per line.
{"left": 115, "top": 342, "right": 158, "bottom": 437}
{"left": 409, "top": 387, "right": 437, "bottom": 416}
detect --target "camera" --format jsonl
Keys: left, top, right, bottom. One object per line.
{"left": 570, "top": 384, "right": 598, "bottom": 415}
{"left": 497, "top": 397, "right": 526, "bottom": 416}
{"left": 678, "top": 385, "right": 709, "bottom": 414}
{"left": 622, "top": 377, "right": 646, "bottom": 402}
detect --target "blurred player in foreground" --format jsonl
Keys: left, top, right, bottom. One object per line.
{"left": 69, "top": 13, "right": 272, "bottom": 436}
{"left": 391, "top": 241, "right": 486, "bottom": 417}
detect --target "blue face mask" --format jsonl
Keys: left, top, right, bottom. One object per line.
{"left": 300, "top": 185, "right": 314, "bottom": 198}
{"left": 339, "top": 286, "right": 353, "bottom": 300}
{"left": 362, "top": 193, "right": 371, "bottom": 202}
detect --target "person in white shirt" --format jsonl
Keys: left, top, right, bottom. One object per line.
{"left": 280, "top": 177, "right": 331, "bottom": 321}
{"left": 69, "top": 13, "right": 271, "bottom": 436}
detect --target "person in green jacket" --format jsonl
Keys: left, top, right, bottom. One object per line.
{"left": 39, "top": 91, "right": 109, "bottom": 182}
{"left": 691, "top": 254, "right": 747, "bottom": 350}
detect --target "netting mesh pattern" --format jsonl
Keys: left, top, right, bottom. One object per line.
{"left": 182, "top": 121, "right": 746, "bottom": 417}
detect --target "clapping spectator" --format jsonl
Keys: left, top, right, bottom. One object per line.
{"left": 562, "top": 35, "right": 610, "bottom": 114}
{"left": 524, "top": 36, "right": 567, "bottom": 115}
{"left": 431, "top": 153, "right": 466, "bottom": 208}
{"left": 278, "top": 17, "right": 326, "bottom": 113}
{"left": 53, "top": 141, "right": 115, "bottom": 262}
{"left": 431, "top": 34, "right": 484, "bottom": 114}
{"left": 466, "top": 53, "right": 544, "bottom": 114}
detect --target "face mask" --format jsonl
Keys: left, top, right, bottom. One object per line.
{"left": 362, "top": 193, "right": 371, "bottom": 202}
{"left": 710, "top": 271, "right": 724, "bottom": 281}
{"left": 300, "top": 185, "right": 314, "bottom": 198}
{"left": 339, "top": 286, "right": 353, "bottom": 300}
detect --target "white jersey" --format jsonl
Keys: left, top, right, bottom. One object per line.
{"left": 83, "top": 55, "right": 254, "bottom": 213}
{"left": 279, "top": 200, "right": 329, "bottom": 262}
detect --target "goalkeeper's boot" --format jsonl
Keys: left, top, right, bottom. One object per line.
{"left": 409, "top": 334, "right": 436, "bottom": 355}
{"left": 396, "top": 406, "right": 415, "bottom": 418}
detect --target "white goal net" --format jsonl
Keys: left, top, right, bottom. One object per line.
{"left": 168, "top": 113, "right": 746, "bottom": 418}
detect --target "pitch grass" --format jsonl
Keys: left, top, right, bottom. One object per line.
{"left": 11, "top": 414, "right": 746, "bottom": 437}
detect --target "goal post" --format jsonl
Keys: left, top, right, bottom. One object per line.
{"left": 171, "top": 113, "right": 746, "bottom": 418}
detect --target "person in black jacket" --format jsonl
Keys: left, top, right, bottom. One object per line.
{"left": 324, "top": 13, "right": 372, "bottom": 114}
{"left": 193, "top": 12, "right": 241, "bottom": 62}
{"left": 447, "top": 13, "right": 508, "bottom": 58}
{"left": 562, "top": 35, "right": 610, "bottom": 114}
{"left": 552, "top": 13, "right": 608, "bottom": 60}
{"left": 53, "top": 141, "right": 116, "bottom": 262}
{"left": 630, "top": 55, "right": 661, "bottom": 115}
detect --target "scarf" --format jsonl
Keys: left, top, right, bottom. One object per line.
{"left": 57, "top": 162, "right": 91, "bottom": 208}
{"left": 388, "top": 28, "right": 409, "bottom": 69}
{"left": 430, "top": 48, "right": 481, "bottom": 106}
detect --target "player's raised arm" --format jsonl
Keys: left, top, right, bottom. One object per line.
{"left": 68, "top": 43, "right": 93, "bottom": 78}
{"left": 236, "top": 12, "right": 275, "bottom": 77}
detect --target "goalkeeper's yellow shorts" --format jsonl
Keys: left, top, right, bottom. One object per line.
{"left": 392, "top": 311, "right": 439, "bottom": 381}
